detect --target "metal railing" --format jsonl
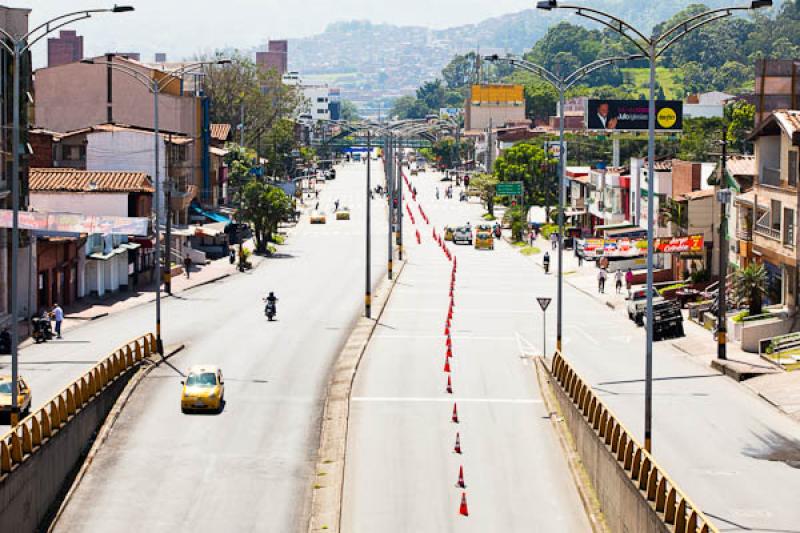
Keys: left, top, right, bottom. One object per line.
{"left": 736, "top": 228, "right": 753, "bottom": 241}
{"left": 754, "top": 223, "right": 781, "bottom": 241}
{"left": 551, "top": 352, "right": 718, "bottom": 533}
{"left": 0, "top": 334, "right": 155, "bottom": 474}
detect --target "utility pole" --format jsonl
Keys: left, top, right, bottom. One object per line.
{"left": 717, "top": 136, "right": 730, "bottom": 360}
{"left": 387, "top": 133, "right": 394, "bottom": 280}
{"left": 365, "top": 130, "right": 372, "bottom": 317}
{"left": 397, "top": 136, "right": 404, "bottom": 261}
{"left": 238, "top": 101, "right": 245, "bottom": 272}
{"left": 165, "top": 133, "right": 173, "bottom": 295}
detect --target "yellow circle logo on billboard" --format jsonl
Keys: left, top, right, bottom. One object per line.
{"left": 657, "top": 107, "right": 677, "bottom": 129}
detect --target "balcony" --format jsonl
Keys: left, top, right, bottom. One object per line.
{"left": 755, "top": 222, "right": 781, "bottom": 241}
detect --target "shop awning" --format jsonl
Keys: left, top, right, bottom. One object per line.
{"left": 89, "top": 246, "right": 128, "bottom": 260}
{"left": 596, "top": 222, "right": 635, "bottom": 232}
{"left": 190, "top": 203, "right": 232, "bottom": 224}
{"left": 120, "top": 242, "right": 141, "bottom": 250}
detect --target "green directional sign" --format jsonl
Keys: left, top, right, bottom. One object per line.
{"left": 496, "top": 182, "right": 523, "bottom": 196}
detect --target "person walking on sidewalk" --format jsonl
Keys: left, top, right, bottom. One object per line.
{"left": 598, "top": 268, "right": 607, "bottom": 294}
{"left": 550, "top": 232, "right": 558, "bottom": 250}
{"left": 625, "top": 268, "right": 634, "bottom": 296}
{"left": 615, "top": 269, "right": 623, "bottom": 294}
{"left": 52, "top": 303, "right": 64, "bottom": 339}
{"left": 184, "top": 255, "right": 192, "bottom": 279}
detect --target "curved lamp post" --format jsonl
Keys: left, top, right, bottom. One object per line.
{"left": 0, "top": 5, "right": 134, "bottom": 427}
{"left": 538, "top": 0, "right": 773, "bottom": 452}
{"left": 81, "top": 57, "right": 231, "bottom": 356}
{"left": 484, "top": 53, "right": 642, "bottom": 360}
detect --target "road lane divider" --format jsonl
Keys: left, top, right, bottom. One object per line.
{"left": 0, "top": 333, "right": 155, "bottom": 533}
{"left": 549, "top": 352, "right": 718, "bottom": 533}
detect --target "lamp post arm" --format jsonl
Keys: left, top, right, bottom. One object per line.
{"left": 487, "top": 56, "right": 562, "bottom": 89}
{"left": 22, "top": 13, "right": 98, "bottom": 51}
{"left": 654, "top": 6, "right": 749, "bottom": 48}
{"left": 563, "top": 54, "right": 644, "bottom": 89}
{"left": 0, "top": 28, "right": 15, "bottom": 54}
{"left": 155, "top": 62, "right": 220, "bottom": 92}
{"left": 558, "top": 4, "right": 650, "bottom": 52}
{"left": 655, "top": 11, "right": 736, "bottom": 58}
{"left": 87, "top": 60, "right": 156, "bottom": 91}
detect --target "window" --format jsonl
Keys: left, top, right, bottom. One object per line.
{"left": 790, "top": 151, "right": 798, "bottom": 187}
{"left": 772, "top": 199, "right": 781, "bottom": 230}
{"left": 784, "top": 207, "right": 795, "bottom": 247}
{"left": 63, "top": 144, "right": 85, "bottom": 161}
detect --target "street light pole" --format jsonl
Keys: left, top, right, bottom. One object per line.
{"left": 366, "top": 129, "right": 372, "bottom": 317}
{"left": 1, "top": 5, "right": 135, "bottom": 426}
{"left": 397, "top": 137, "right": 403, "bottom": 261}
{"left": 387, "top": 133, "right": 394, "bottom": 280}
{"left": 717, "top": 136, "right": 729, "bottom": 360}
{"left": 541, "top": 0, "right": 772, "bottom": 453}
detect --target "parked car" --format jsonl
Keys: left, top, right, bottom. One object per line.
{"left": 0, "top": 375, "right": 31, "bottom": 418}
{"left": 626, "top": 287, "right": 664, "bottom": 326}
{"left": 336, "top": 208, "right": 351, "bottom": 221}
{"left": 181, "top": 365, "right": 224, "bottom": 413}
{"left": 643, "top": 300, "right": 685, "bottom": 341}
{"left": 453, "top": 226, "right": 473, "bottom": 245}
{"left": 444, "top": 226, "right": 455, "bottom": 241}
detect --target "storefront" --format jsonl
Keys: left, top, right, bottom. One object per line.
{"left": 36, "top": 235, "right": 83, "bottom": 312}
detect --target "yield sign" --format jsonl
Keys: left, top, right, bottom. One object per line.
{"left": 537, "top": 297, "right": 552, "bottom": 311}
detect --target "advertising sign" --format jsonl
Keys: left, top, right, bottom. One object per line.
{"left": 544, "top": 141, "right": 567, "bottom": 160}
{"left": 654, "top": 235, "right": 705, "bottom": 254}
{"left": 440, "top": 107, "right": 463, "bottom": 120}
{"left": 586, "top": 100, "right": 683, "bottom": 131}
{"left": 0, "top": 209, "right": 150, "bottom": 236}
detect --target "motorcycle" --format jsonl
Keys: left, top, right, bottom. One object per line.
{"left": 264, "top": 301, "right": 277, "bottom": 321}
{"left": 31, "top": 317, "right": 53, "bottom": 343}
{"left": 493, "top": 226, "right": 502, "bottom": 239}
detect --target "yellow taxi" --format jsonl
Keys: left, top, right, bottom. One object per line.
{"left": 477, "top": 224, "right": 493, "bottom": 235}
{"left": 444, "top": 226, "right": 455, "bottom": 241}
{"left": 181, "top": 365, "right": 224, "bottom": 413}
{"left": 336, "top": 208, "right": 351, "bottom": 221}
{"left": 475, "top": 232, "right": 494, "bottom": 250}
{"left": 310, "top": 210, "right": 327, "bottom": 224}
{"left": 0, "top": 375, "right": 32, "bottom": 417}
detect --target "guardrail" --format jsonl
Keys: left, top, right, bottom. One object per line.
{"left": 0, "top": 333, "right": 155, "bottom": 474}
{"left": 551, "top": 352, "right": 718, "bottom": 533}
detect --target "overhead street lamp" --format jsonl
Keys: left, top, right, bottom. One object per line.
{"left": 539, "top": 0, "right": 773, "bottom": 452}
{"left": 485, "top": 53, "right": 641, "bottom": 361}
{"left": 81, "top": 57, "right": 232, "bottom": 356}
{"left": 0, "top": 4, "right": 134, "bottom": 427}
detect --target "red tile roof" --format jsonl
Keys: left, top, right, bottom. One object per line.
{"left": 726, "top": 155, "right": 756, "bottom": 177}
{"left": 29, "top": 168, "right": 154, "bottom": 193}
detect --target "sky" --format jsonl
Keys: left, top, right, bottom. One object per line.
{"left": 18, "top": 0, "right": 534, "bottom": 67}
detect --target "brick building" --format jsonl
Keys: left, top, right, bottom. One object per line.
{"left": 256, "top": 40, "right": 288, "bottom": 75}
{"left": 47, "top": 30, "right": 83, "bottom": 67}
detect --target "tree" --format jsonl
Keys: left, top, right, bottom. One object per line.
{"left": 240, "top": 181, "right": 293, "bottom": 254}
{"left": 341, "top": 99, "right": 361, "bottom": 121}
{"left": 391, "top": 95, "right": 429, "bottom": 119}
{"left": 469, "top": 173, "right": 500, "bottom": 215}
{"left": 734, "top": 264, "right": 768, "bottom": 316}
{"left": 416, "top": 79, "right": 446, "bottom": 112}
{"left": 726, "top": 100, "right": 756, "bottom": 153}
{"left": 442, "top": 52, "right": 477, "bottom": 90}
{"left": 677, "top": 117, "right": 725, "bottom": 162}
{"left": 203, "top": 51, "right": 302, "bottom": 157}
{"left": 492, "top": 142, "right": 556, "bottom": 209}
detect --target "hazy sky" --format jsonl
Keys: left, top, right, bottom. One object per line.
{"left": 18, "top": 0, "right": 534, "bottom": 67}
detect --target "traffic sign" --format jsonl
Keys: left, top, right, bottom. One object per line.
{"left": 496, "top": 182, "right": 523, "bottom": 196}
{"left": 537, "top": 297, "right": 552, "bottom": 311}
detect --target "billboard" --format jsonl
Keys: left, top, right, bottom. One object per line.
{"left": 586, "top": 100, "right": 683, "bottom": 131}
{"left": 439, "top": 107, "right": 463, "bottom": 120}
{"left": 470, "top": 84, "right": 524, "bottom": 105}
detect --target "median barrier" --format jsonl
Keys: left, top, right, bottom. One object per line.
{"left": 549, "top": 352, "right": 717, "bottom": 533}
{"left": 0, "top": 333, "right": 154, "bottom": 532}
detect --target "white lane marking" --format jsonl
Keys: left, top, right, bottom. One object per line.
{"left": 372, "top": 335, "right": 516, "bottom": 341}
{"left": 567, "top": 324, "right": 599, "bottom": 344}
{"left": 352, "top": 397, "right": 543, "bottom": 404}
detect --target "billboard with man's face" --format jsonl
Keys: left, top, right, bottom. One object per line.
{"left": 586, "top": 100, "right": 683, "bottom": 132}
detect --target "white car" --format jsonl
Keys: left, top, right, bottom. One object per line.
{"left": 453, "top": 226, "right": 473, "bottom": 245}
{"left": 626, "top": 287, "right": 664, "bottom": 326}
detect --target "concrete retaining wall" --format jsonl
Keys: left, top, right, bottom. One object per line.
{"left": 0, "top": 367, "right": 136, "bottom": 532}
{"left": 549, "top": 367, "right": 670, "bottom": 533}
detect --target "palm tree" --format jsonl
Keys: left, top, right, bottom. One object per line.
{"left": 734, "top": 264, "right": 768, "bottom": 316}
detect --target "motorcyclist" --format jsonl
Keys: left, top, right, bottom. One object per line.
{"left": 493, "top": 223, "right": 501, "bottom": 238}
{"left": 264, "top": 292, "right": 278, "bottom": 315}
{"left": 543, "top": 251, "right": 551, "bottom": 274}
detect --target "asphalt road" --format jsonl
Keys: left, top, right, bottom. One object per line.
{"left": 345, "top": 168, "right": 800, "bottom": 533}
{"left": 50, "top": 161, "right": 388, "bottom": 533}
{"left": 341, "top": 170, "right": 592, "bottom": 532}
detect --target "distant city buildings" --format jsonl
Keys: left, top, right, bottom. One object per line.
{"left": 47, "top": 30, "right": 83, "bottom": 67}
{"left": 155, "top": 52, "right": 167, "bottom": 63}
{"left": 257, "top": 40, "right": 288, "bottom": 76}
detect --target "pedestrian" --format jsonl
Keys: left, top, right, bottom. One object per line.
{"left": 464, "top": 176, "right": 470, "bottom": 188}
{"left": 52, "top": 303, "right": 64, "bottom": 339}
{"left": 436, "top": 187, "right": 440, "bottom": 199}
{"left": 615, "top": 269, "right": 623, "bottom": 294}
{"left": 529, "top": 229, "right": 535, "bottom": 247}
{"left": 598, "top": 268, "right": 607, "bottom": 294}
{"left": 315, "top": 189, "right": 319, "bottom": 199}
{"left": 625, "top": 268, "right": 634, "bottom": 296}
{"left": 315, "top": 201, "right": 319, "bottom": 211}
{"left": 578, "top": 253, "right": 584, "bottom": 267}
{"left": 550, "top": 232, "right": 558, "bottom": 250}
{"left": 184, "top": 255, "right": 192, "bottom": 279}
{"left": 334, "top": 199, "right": 340, "bottom": 211}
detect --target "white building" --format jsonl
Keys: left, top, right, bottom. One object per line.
{"left": 282, "top": 72, "right": 331, "bottom": 122}
{"left": 684, "top": 91, "right": 735, "bottom": 119}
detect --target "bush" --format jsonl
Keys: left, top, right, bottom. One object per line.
{"left": 482, "top": 213, "right": 496, "bottom": 221}
{"left": 540, "top": 224, "right": 559, "bottom": 239}
{"left": 658, "top": 282, "right": 687, "bottom": 296}
{"left": 520, "top": 246, "right": 541, "bottom": 256}
{"left": 273, "top": 234, "right": 286, "bottom": 245}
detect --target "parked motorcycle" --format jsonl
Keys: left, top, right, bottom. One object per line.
{"left": 31, "top": 317, "right": 53, "bottom": 343}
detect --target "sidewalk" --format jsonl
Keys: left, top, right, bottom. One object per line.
{"left": 523, "top": 234, "right": 800, "bottom": 421}
{"left": 26, "top": 241, "right": 268, "bottom": 346}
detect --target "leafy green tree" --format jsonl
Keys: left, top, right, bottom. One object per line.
{"left": 341, "top": 99, "right": 361, "bottom": 121}
{"left": 391, "top": 95, "right": 429, "bottom": 119}
{"left": 493, "top": 142, "right": 556, "bottom": 209}
{"left": 416, "top": 79, "right": 446, "bottom": 112}
{"left": 240, "top": 182, "right": 293, "bottom": 254}
{"left": 726, "top": 100, "right": 756, "bottom": 153}
{"left": 442, "top": 52, "right": 477, "bottom": 90}
{"left": 734, "top": 264, "right": 768, "bottom": 316}
{"left": 469, "top": 173, "right": 500, "bottom": 216}
{"left": 677, "top": 117, "right": 725, "bottom": 161}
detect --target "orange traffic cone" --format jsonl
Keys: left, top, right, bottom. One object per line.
{"left": 454, "top": 433, "right": 462, "bottom": 454}
{"left": 445, "top": 325, "right": 450, "bottom": 336}
{"left": 444, "top": 357, "right": 451, "bottom": 373}
{"left": 447, "top": 308, "right": 453, "bottom": 320}
{"left": 452, "top": 403, "right": 459, "bottom": 423}
{"left": 446, "top": 375, "right": 453, "bottom": 394}
{"left": 459, "top": 492, "right": 469, "bottom": 516}
{"left": 456, "top": 466, "right": 466, "bottom": 488}
{"left": 447, "top": 347, "right": 453, "bottom": 358}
